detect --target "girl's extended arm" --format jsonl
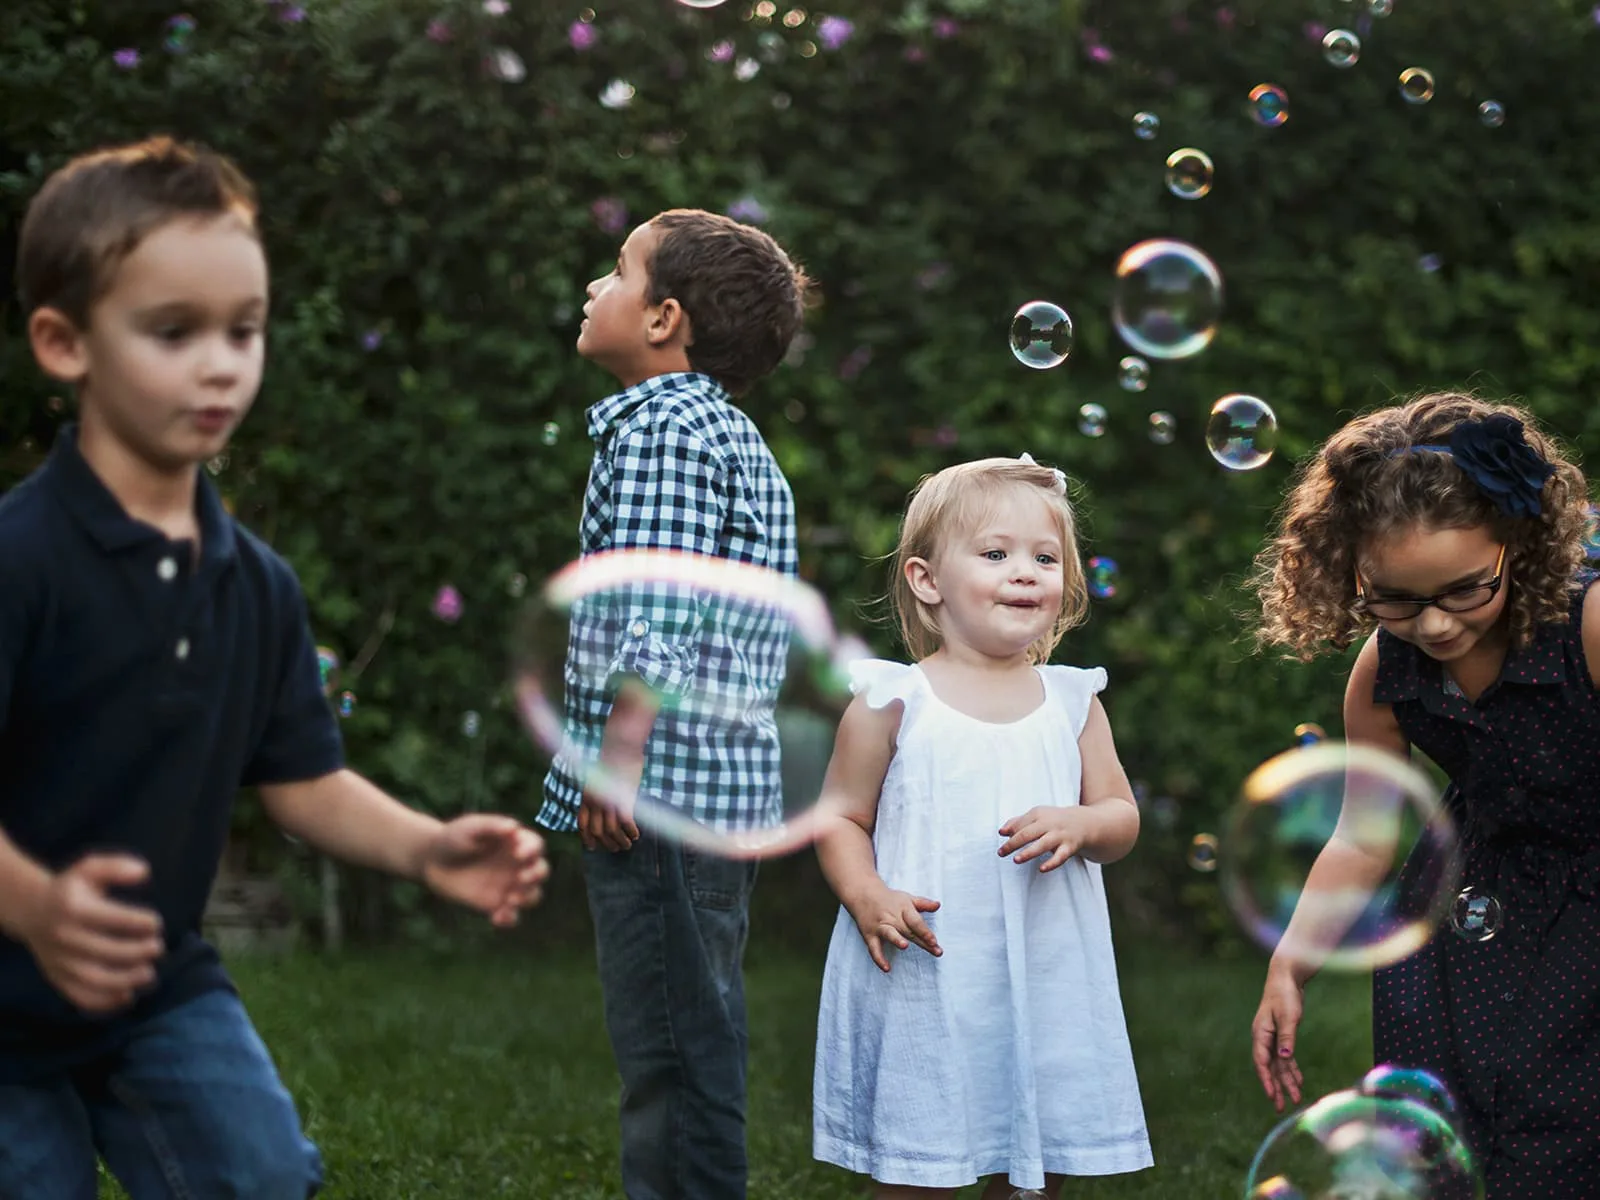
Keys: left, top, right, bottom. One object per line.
{"left": 814, "top": 694, "right": 900, "bottom": 912}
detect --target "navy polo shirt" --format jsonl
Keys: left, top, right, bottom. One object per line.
{"left": 0, "top": 425, "right": 343, "bottom": 1084}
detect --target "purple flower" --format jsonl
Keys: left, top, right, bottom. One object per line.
{"left": 1418, "top": 253, "right": 1443, "bottom": 273}
{"left": 1304, "top": 21, "right": 1326, "bottom": 42}
{"left": 361, "top": 329, "right": 383, "bottom": 351}
{"left": 902, "top": 44, "right": 926, "bottom": 62}
{"left": 932, "top": 17, "right": 959, "bottom": 38}
{"left": 1593, "top": 3, "right": 1600, "bottom": 25}
{"left": 590, "top": 196, "right": 628, "bottom": 236}
{"left": 432, "top": 584, "right": 464, "bottom": 624}
{"left": 113, "top": 47, "right": 140, "bottom": 69}
{"left": 278, "top": 5, "right": 306, "bottom": 22}
{"left": 1215, "top": 7, "right": 1235, "bottom": 29}
{"left": 816, "top": 15, "right": 854, "bottom": 50}
{"left": 569, "top": 20, "right": 597, "bottom": 51}
{"left": 725, "top": 195, "right": 768, "bottom": 224}
{"left": 1087, "top": 43, "right": 1113, "bottom": 63}
{"left": 426, "top": 18, "right": 452, "bottom": 43}
{"left": 707, "top": 39, "right": 735, "bottom": 63}
{"left": 483, "top": 0, "right": 509, "bottom": 13}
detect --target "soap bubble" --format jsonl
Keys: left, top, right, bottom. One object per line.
{"left": 338, "top": 691, "right": 357, "bottom": 718}
{"left": 1118, "top": 356, "right": 1151, "bottom": 392}
{"left": 1086, "top": 556, "right": 1118, "bottom": 599}
{"left": 1399, "top": 67, "right": 1435, "bottom": 103}
{"left": 542, "top": 422, "right": 560, "bottom": 446}
{"left": 1077, "top": 403, "right": 1107, "bottom": 438}
{"left": 1359, "top": 1065, "right": 1460, "bottom": 1120}
{"left": 485, "top": 47, "right": 527, "bottom": 82}
{"left": 1188, "top": 833, "right": 1220, "bottom": 872}
{"left": 1449, "top": 886, "right": 1504, "bottom": 942}
{"left": 1112, "top": 239, "right": 1224, "bottom": 361}
{"left": 1206, "top": 394, "right": 1279, "bottom": 470}
{"left": 315, "top": 646, "right": 341, "bottom": 697}
{"left": 1583, "top": 502, "right": 1600, "bottom": 558}
{"left": 1132, "top": 111, "right": 1160, "bottom": 140}
{"left": 164, "top": 14, "right": 197, "bottom": 53}
{"left": 1478, "top": 100, "right": 1505, "bottom": 128}
{"left": 462, "top": 710, "right": 482, "bottom": 738}
{"left": 1148, "top": 412, "right": 1177, "bottom": 445}
{"left": 513, "top": 550, "right": 862, "bottom": 858}
{"left": 1245, "top": 1088, "right": 1482, "bottom": 1200}
{"left": 1250, "top": 84, "right": 1290, "bottom": 127}
{"left": 1009, "top": 301, "right": 1074, "bottom": 369}
{"left": 1322, "top": 29, "right": 1361, "bottom": 68}
{"left": 1219, "top": 740, "right": 1462, "bottom": 972}
{"left": 677, "top": 0, "right": 729, "bottom": 8}
{"left": 1164, "top": 147, "right": 1215, "bottom": 200}
{"left": 432, "top": 584, "right": 464, "bottom": 623}
{"left": 1295, "top": 722, "right": 1326, "bottom": 746}
{"left": 1370, "top": 0, "right": 1394, "bottom": 16}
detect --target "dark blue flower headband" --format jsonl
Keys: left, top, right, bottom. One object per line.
{"left": 1387, "top": 413, "right": 1555, "bottom": 519}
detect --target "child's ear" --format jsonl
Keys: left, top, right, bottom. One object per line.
{"left": 28, "top": 307, "right": 90, "bottom": 384}
{"left": 645, "top": 298, "right": 690, "bottom": 348}
{"left": 904, "top": 556, "right": 941, "bottom": 606}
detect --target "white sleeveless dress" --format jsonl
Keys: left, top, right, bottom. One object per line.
{"left": 812, "top": 659, "right": 1153, "bottom": 1191}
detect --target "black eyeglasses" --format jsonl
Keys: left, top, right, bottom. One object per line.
{"left": 1353, "top": 545, "right": 1507, "bottom": 621}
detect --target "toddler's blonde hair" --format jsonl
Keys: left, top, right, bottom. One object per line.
{"left": 888, "top": 457, "right": 1089, "bottom": 664}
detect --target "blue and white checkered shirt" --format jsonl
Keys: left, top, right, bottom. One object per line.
{"left": 537, "top": 372, "right": 799, "bottom": 834}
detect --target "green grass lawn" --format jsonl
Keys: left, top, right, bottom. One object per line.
{"left": 97, "top": 935, "right": 1371, "bottom": 1199}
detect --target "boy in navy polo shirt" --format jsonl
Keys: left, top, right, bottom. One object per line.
{"left": 0, "top": 137, "right": 549, "bottom": 1198}
{"left": 539, "top": 210, "right": 810, "bottom": 1199}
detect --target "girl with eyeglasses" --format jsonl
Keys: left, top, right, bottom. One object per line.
{"left": 1243, "top": 390, "right": 1599, "bottom": 1197}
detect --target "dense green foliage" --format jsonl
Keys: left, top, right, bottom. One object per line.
{"left": 4, "top": 0, "right": 1597, "bottom": 940}
{"left": 97, "top": 944, "right": 1375, "bottom": 1197}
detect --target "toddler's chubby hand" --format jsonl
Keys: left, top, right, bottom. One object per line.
{"left": 998, "top": 806, "right": 1093, "bottom": 872}
{"left": 846, "top": 887, "right": 942, "bottom": 973}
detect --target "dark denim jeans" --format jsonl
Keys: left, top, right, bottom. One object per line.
{"left": 0, "top": 988, "right": 321, "bottom": 1199}
{"left": 583, "top": 834, "right": 759, "bottom": 1200}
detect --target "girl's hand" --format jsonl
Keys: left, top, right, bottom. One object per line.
{"left": 1251, "top": 960, "right": 1307, "bottom": 1111}
{"left": 998, "top": 806, "right": 1092, "bottom": 871}
{"left": 846, "top": 887, "right": 941, "bottom": 973}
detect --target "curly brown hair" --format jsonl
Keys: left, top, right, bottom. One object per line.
{"left": 1250, "top": 391, "right": 1590, "bottom": 661}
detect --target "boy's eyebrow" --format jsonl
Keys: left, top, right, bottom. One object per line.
{"left": 132, "top": 297, "right": 268, "bottom": 319}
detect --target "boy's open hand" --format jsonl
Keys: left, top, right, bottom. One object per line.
{"left": 21, "top": 853, "right": 165, "bottom": 1016}
{"left": 846, "top": 887, "right": 942, "bottom": 973}
{"left": 420, "top": 816, "right": 550, "bottom": 927}
{"left": 998, "top": 805, "right": 1093, "bottom": 872}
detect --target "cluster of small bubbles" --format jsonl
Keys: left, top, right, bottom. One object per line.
{"left": 1086, "top": 556, "right": 1118, "bottom": 599}
{"left": 433, "top": 584, "right": 464, "bottom": 624}
{"left": 338, "top": 690, "right": 357, "bottom": 718}
{"left": 462, "top": 710, "right": 482, "bottom": 738}
{"left": 508, "top": 572, "right": 528, "bottom": 598}
{"left": 315, "top": 646, "right": 341, "bottom": 697}
{"left": 1245, "top": 1087, "right": 1479, "bottom": 1200}
{"left": 1322, "top": 28, "right": 1361, "bottom": 68}
{"left": 600, "top": 79, "right": 636, "bottom": 109}
{"left": 1478, "top": 99, "right": 1506, "bottom": 128}
{"left": 1164, "top": 147, "right": 1215, "bottom": 200}
{"left": 1112, "top": 240, "right": 1224, "bottom": 360}
{"left": 1294, "top": 722, "right": 1326, "bottom": 746}
{"left": 1359, "top": 1064, "right": 1459, "bottom": 1119}
{"left": 1399, "top": 66, "right": 1435, "bottom": 103}
{"left": 1450, "top": 886, "right": 1504, "bottom": 942}
{"left": 1077, "top": 403, "right": 1108, "bottom": 438}
{"left": 1132, "top": 111, "right": 1160, "bottom": 140}
{"left": 1118, "top": 356, "right": 1150, "bottom": 392}
{"left": 1188, "top": 833, "right": 1220, "bottom": 872}
{"left": 1369, "top": 0, "right": 1394, "bottom": 16}
{"left": 1008, "top": 301, "right": 1074, "bottom": 369}
{"left": 1147, "top": 411, "right": 1177, "bottom": 445}
{"left": 164, "top": 13, "right": 197, "bottom": 53}
{"left": 1206, "top": 394, "right": 1279, "bottom": 471}
{"left": 1249, "top": 83, "right": 1290, "bottom": 127}
{"left": 542, "top": 421, "right": 561, "bottom": 446}
{"left": 1220, "top": 741, "right": 1461, "bottom": 972}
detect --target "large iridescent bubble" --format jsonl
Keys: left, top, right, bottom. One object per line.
{"left": 1112, "top": 239, "right": 1223, "bottom": 361}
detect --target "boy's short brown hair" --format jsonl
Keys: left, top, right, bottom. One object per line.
{"left": 18, "top": 136, "right": 259, "bottom": 327}
{"left": 646, "top": 209, "right": 812, "bottom": 397}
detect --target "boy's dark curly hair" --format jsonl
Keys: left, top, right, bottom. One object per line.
{"left": 1250, "top": 391, "right": 1590, "bottom": 661}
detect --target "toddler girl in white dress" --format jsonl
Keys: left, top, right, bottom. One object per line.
{"left": 812, "top": 454, "right": 1153, "bottom": 1199}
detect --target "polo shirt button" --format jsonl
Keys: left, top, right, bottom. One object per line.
{"left": 157, "top": 556, "right": 178, "bottom": 581}
{"left": 175, "top": 637, "right": 191, "bottom": 661}
{"left": 630, "top": 620, "right": 649, "bottom": 637}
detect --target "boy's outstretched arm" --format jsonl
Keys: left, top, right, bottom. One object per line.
{"left": 258, "top": 771, "right": 549, "bottom": 927}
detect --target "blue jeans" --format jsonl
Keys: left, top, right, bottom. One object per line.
{"left": 0, "top": 988, "right": 321, "bottom": 1199}
{"left": 583, "top": 835, "right": 759, "bottom": 1200}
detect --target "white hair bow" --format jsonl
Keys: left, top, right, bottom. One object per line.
{"left": 1018, "top": 452, "right": 1068, "bottom": 496}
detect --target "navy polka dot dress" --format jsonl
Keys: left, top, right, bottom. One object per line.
{"left": 1372, "top": 573, "right": 1600, "bottom": 1197}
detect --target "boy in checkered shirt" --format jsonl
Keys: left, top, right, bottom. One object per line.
{"left": 539, "top": 209, "right": 811, "bottom": 1199}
